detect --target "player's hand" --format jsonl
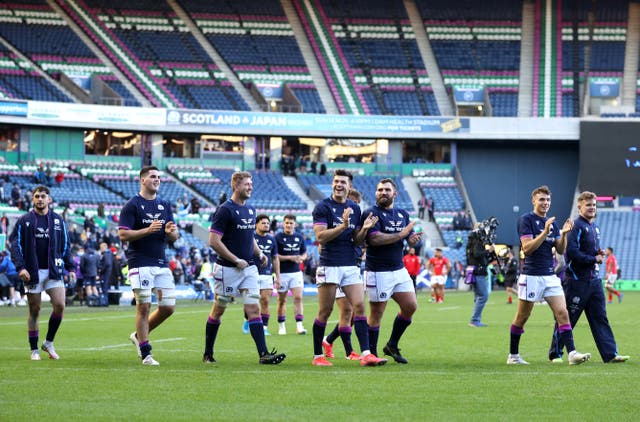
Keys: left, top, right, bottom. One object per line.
{"left": 165, "top": 221, "right": 177, "bottom": 235}
{"left": 235, "top": 258, "right": 249, "bottom": 270}
{"left": 274, "top": 276, "right": 281, "bottom": 289}
{"left": 362, "top": 212, "right": 378, "bottom": 230}
{"left": 148, "top": 219, "right": 163, "bottom": 234}
{"left": 543, "top": 216, "right": 555, "bottom": 234}
{"left": 260, "top": 253, "right": 268, "bottom": 266}
{"left": 18, "top": 269, "right": 30, "bottom": 283}
{"left": 407, "top": 231, "right": 422, "bottom": 245}
{"left": 401, "top": 221, "right": 416, "bottom": 237}
{"left": 341, "top": 208, "right": 353, "bottom": 228}
{"left": 560, "top": 218, "right": 573, "bottom": 234}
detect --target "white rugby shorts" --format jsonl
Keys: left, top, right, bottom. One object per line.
{"left": 366, "top": 268, "right": 414, "bottom": 302}
{"left": 517, "top": 274, "right": 563, "bottom": 302}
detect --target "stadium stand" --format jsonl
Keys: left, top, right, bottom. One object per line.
{"left": 596, "top": 211, "right": 640, "bottom": 280}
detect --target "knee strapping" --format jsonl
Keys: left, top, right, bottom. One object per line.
{"left": 215, "top": 295, "right": 232, "bottom": 308}
{"left": 157, "top": 288, "right": 176, "bottom": 306}
{"left": 135, "top": 289, "right": 152, "bottom": 304}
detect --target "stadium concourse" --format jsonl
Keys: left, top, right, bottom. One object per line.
{"left": 1, "top": 0, "right": 640, "bottom": 308}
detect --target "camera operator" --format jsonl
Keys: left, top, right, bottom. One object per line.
{"left": 466, "top": 222, "right": 496, "bottom": 327}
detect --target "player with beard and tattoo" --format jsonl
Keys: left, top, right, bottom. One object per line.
{"left": 361, "top": 178, "right": 422, "bottom": 364}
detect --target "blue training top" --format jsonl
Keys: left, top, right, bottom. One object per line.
{"left": 275, "top": 231, "right": 306, "bottom": 274}
{"left": 312, "top": 196, "right": 361, "bottom": 267}
{"left": 363, "top": 205, "right": 413, "bottom": 272}
{"left": 565, "top": 215, "right": 600, "bottom": 280}
{"left": 518, "top": 211, "right": 560, "bottom": 276}
{"left": 119, "top": 194, "right": 174, "bottom": 268}
{"left": 255, "top": 232, "right": 277, "bottom": 275}
{"left": 210, "top": 199, "right": 257, "bottom": 267}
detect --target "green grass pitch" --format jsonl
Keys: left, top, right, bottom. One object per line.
{"left": 0, "top": 290, "right": 638, "bottom": 421}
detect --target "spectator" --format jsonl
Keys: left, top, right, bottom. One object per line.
{"left": 175, "top": 198, "right": 189, "bottom": 218}
{"left": 426, "top": 196, "right": 435, "bottom": 222}
{"left": 68, "top": 224, "right": 81, "bottom": 245}
{"left": 98, "top": 242, "right": 113, "bottom": 305}
{"left": 10, "top": 183, "right": 21, "bottom": 208}
{"left": 462, "top": 211, "right": 473, "bottom": 230}
{"left": 97, "top": 203, "right": 105, "bottom": 218}
{"left": 110, "top": 250, "right": 124, "bottom": 290}
{"left": 319, "top": 162, "right": 327, "bottom": 176}
{"left": 190, "top": 197, "right": 201, "bottom": 215}
{"left": 80, "top": 247, "right": 100, "bottom": 301}
{"left": 0, "top": 251, "right": 19, "bottom": 306}
{"left": 0, "top": 212, "right": 8, "bottom": 234}
{"left": 417, "top": 194, "right": 427, "bottom": 220}
{"left": 54, "top": 171, "right": 65, "bottom": 186}
{"left": 34, "top": 164, "right": 46, "bottom": 185}
{"left": 218, "top": 191, "right": 227, "bottom": 205}
{"left": 453, "top": 211, "right": 464, "bottom": 230}
{"left": 44, "top": 164, "right": 53, "bottom": 186}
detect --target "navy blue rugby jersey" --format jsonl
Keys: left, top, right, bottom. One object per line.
{"left": 119, "top": 194, "right": 174, "bottom": 268}
{"left": 363, "top": 205, "right": 412, "bottom": 272}
{"left": 518, "top": 212, "right": 560, "bottom": 276}
{"left": 210, "top": 199, "right": 256, "bottom": 266}
{"left": 255, "top": 232, "right": 278, "bottom": 275}
{"left": 312, "top": 197, "right": 361, "bottom": 267}
{"left": 275, "top": 231, "right": 306, "bottom": 274}
{"left": 35, "top": 213, "right": 50, "bottom": 269}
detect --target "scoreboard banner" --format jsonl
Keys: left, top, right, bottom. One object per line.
{"left": 166, "top": 108, "right": 470, "bottom": 137}
{"left": 589, "top": 78, "right": 620, "bottom": 98}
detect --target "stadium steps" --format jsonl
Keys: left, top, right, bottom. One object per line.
{"left": 622, "top": 2, "right": 640, "bottom": 107}
{"left": 402, "top": 175, "right": 445, "bottom": 247}
{"left": 53, "top": 0, "right": 177, "bottom": 108}
{"left": 281, "top": 0, "right": 339, "bottom": 114}
{"left": 283, "top": 175, "right": 315, "bottom": 211}
{"left": 517, "top": 0, "right": 535, "bottom": 117}
{"left": 166, "top": 0, "right": 261, "bottom": 112}
{"left": 403, "top": 0, "right": 453, "bottom": 116}
{"left": 294, "top": 0, "right": 363, "bottom": 114}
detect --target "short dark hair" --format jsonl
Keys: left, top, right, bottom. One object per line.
{"left": 256, "top": 214, "right": 270, "bottom": 224}
{"left": 378, "top": 178, "right": 397, "bottom": 191}
{"left": 333, "top": 169, "right": 353, "bottom": 182}
{"left": 607, "top": 246, "right": 614, "bottom": 253}
{"left": 284, "top": 214, "right": 296, "bottom": 222}
{"left": 140, "top": 165, "right": 159, "bottom": 178}
{"left": 33, "top": 185, "right": 50, "bottom": 195}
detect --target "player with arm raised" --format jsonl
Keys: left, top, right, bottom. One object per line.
{"left": 507, "top": 185, "right": 591, "bottom": 365}
{"left": 310, "top": 169, "right": 384, "bottom": 367}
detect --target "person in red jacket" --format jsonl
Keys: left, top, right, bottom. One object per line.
{"left": 402, "top": 248, "right": 421, "bottom": 290}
